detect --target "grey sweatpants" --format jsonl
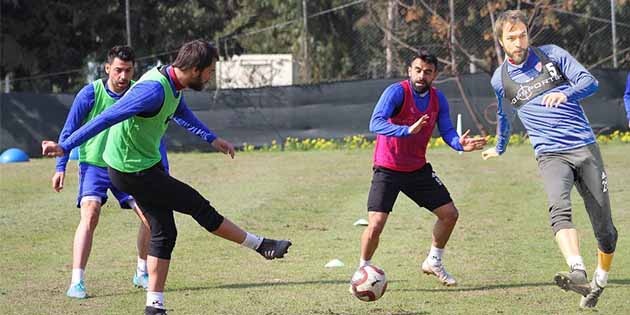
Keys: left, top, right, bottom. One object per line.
{"left": 536, "top": 143, "right": 617, "bottom": 253}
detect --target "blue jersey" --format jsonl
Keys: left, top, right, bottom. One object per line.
{"left": 624, "top": 72, "right": 630, "bottom": 123}
{"left": 370, "top": 80, "right": 463, "bottom": 151}
{"left": 491, "top": 45, "right": 598, "bottom": 156}
{"left": 58, "top": 66, "right": 217, "bottom": 155}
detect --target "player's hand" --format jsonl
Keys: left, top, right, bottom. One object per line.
{"left": 458, "top": 129, "right": 488, "bottom": 152}
{"left": 41, "top": 141, "right": 65, "bottom": 157}
{"left": 211, "top": 138, "right": 235, "bottom": 159}
{"left": 542, "top": 92, "right": 567, "bottom": 108}
{"left": 481, "top": 148, "right": 499, "bottom": 160}
{"left": 408, "top": 114, "right": 430, "bottom": 134}
{"left": 52, "top": 171, "right": 65, "bottom": 192}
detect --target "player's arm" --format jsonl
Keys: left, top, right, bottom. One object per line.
{"left": 624, "top": 73, "right": 630, "bottom": 127}
{"left": 42, "top": 82, "right": 164, "bottom": 157}
{"left": 369, "top": 84, "right": 416, "bottom": 137}
{"left": 482, "top": 83, "right": 514, "bottom": 160}
{"left": 52, "top": 85, "right": 95, "bottom": 191}
{"left": 542, "top": 45, "right": 598, "bottom": 107}
{"left": 435, "top": 92, "right": 486, "bottom": 152}
{"left": 173, "top": 98, "right": 233, "bottom": 159}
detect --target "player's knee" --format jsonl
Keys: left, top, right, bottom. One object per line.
{"left": 80, "top": 204, "right": 101, "bottom": 230}
{"left": 192, "top": 203, "right": 225, "bottom": 232}
{"left": 150, "top": 230, "right": 178, "bottom": 259}
{"left": 549, "top": 203, "right": 572, "bottom": 232}
{"left": 596, "top": 225, "right": 618, "bottom": 253}
{"left": 367, "top": 221, "right": 386, "bottom": 238}
{"left": 444, "top": 207, "right": 459, "bottom": 224}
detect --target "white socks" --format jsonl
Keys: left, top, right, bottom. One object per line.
{"left": 567, "top": 255, "right": 586, "bottom": 272}
{"left": 241, "top": 232, "right": 263, "bottom": 250}
{"left": 147, "top": 291, "right": 165, "bottom": 309}
{"left": 427, "top": 246, "right": 444, "bottom": 265}
{"left": 595, "top": 267, "right": 609, "bottom": 287}
{"left": 137, "top": 257, "right": 148, "bottom": 276}
{"left": 359, "top": 259, "right": 371, "bottom": 268}
{"left": 71, "top": 268, "right": 84, "bottom": 285}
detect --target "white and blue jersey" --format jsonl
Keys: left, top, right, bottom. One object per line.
{"left": 492, "top": 45, "right": 599, "bottom": 156}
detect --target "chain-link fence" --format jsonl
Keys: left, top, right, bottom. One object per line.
{"left": 3, "top": 0, "right": 629, "bottom": 93}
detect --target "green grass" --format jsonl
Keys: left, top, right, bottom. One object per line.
{"left": 1, "top": 144, "right": 629, "bottom": 314}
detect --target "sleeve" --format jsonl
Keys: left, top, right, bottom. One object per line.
{"left": 159, "top": 137, "right": 170, "bottom": 174}
{"left": 172, "top": 97, "right": 217, "bottom": 144}
{"left": 492, "top": 74, "right": 515, "bottom": 155}
{"left": 546, "top": 45, "right": 598, "bottom": 101}
{"left": 55, "top": 84, "right": 95, "bottom": 172}
{"left": 59, "top": 81, "right": 164, "bottom": 153}
{"left": 435, "top": 92, "right": 464, "bottom": 151}
{"left": 624, "top": 72, "right": 630, "bottom": 123}
{"left": 368, "top": 84, "right": 410, "bottom": 137}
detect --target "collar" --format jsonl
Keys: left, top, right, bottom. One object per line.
{"left": 167, "top": 66, "right": 185, "bottom": 91}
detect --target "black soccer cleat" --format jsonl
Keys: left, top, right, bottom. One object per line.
{"left": 145, "top": 306, "right": 167, "bottom": 315}
{"left": 256, "top": 238, "right": 292, "bottom": 260}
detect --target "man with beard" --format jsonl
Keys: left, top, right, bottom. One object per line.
{"left": 355, "top": 50, "right": 487, "bottom": 287}
{"left": 42, "top": 40, "right": 292, "bottom": 315}
{"left": 482, "top": 10, "right": 617, "bottom": 308}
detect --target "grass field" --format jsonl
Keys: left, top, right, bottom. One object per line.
{"left": 1, "top": 144, "right": 628, "bottom": 315}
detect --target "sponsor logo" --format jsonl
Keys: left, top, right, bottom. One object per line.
{"left": 511, "top": 62, "right": 563, "bottom": 105}
{"left": 602, "top": 171, "right": 608, "bottom": 193}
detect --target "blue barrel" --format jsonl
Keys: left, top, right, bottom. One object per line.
{"left": 69, "top": 147, "right": 79, "bottom": 160}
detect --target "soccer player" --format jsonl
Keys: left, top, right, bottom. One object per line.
{"left": 481, "top": 10, "right": 618, "bottom": 308}
{"left": 54, "top": 46, "right": 152, "bottom": 298}
{"left": 42, "top": 40, "right": 291, "bottom": 315}
{"left": 624, "top": 72, "right": 629, "bottom": 128}
{"left": 356, "top": 50, "right": 487, "bottom": 287}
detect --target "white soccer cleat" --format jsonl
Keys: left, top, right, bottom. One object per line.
{"left": 421, "top": 259, "right": 457, "bottom": 286}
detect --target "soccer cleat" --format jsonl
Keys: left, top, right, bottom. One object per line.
{"left": 133, "top": 272, "right": 149, "bottom": 289}
{"left": 145, "top": 306, "right": 168, "bottom": 315}
{"left": 553, "top": 269, "right": 591, "bottom": 296}
{"left": 580, "top": 275, "right": 605, "bottom": 308}
{"left": 256, "top": 238, "right": 292, "bottom": 260}
{"left": 421, "top": 259, "right": 457, "bottom": 286}
{"left": 66, "top": 280, "right": 87, "bottom": 299}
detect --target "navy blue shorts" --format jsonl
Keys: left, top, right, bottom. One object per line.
{"left": 367, "top": 163, "right": 452, "bottom": 213}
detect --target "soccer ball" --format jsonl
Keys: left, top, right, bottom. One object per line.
{"left": 350, "top": 265, "right": 388, "bottom": 302}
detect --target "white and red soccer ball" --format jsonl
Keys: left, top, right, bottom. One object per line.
{"left": 350, "top": 265, "right": 388, "bottom": 302}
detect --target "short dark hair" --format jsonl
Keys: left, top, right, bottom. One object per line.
{"left": 172, "top": 39, "right": 219, "bottom": 71}
{"left": 408, "top": 49, "right": 439, "bottom": 71}
{"left": 107, "top": 45, "right": 135, "bottom": 64}
{"left": 495, "top": 10, "right": 528, "bottom": 41}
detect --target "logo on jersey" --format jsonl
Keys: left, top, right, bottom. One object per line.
{"left": 510, "top": 62, "right": 564, "bottom": 105}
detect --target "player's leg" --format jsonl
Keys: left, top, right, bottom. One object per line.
{"left": 575, "top": 144, "right": 618, "bottom": 308}
{"left": 108, "top": 164, "right": 290, "bottom": 314}
{"left": 537, "top": 153, "right": 590, "bottom": 296}
{"left": 112, "top": 183, "right": 152, "bottom": 289}
{"left": 67, "top": 163, "right": 109, "bottom": 299}
{"left": 402, "top": 163, "right": 457, "bottom": 286}
{"left": 361, "top": 166, "right": 400, "bottom": 268}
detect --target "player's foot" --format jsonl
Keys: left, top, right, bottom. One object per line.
{"left": 256, "top": 238, "right": 292, "bottom": 260}
{"left": 580, "top": 275, "right": 605, "bottom": 308}
{"left": 66, "top": 280, "right": 87, "bottom": 299}
{"left": 421, "top": 259, "right": 457, "bottom": 286}
{"left": 145, "top": 306, "right": 167, "bottom": 315}
{"left": 554, "top": 269, "right": 590, "bottom": 296}
{"left": 133, "top": 272, "right": 149, "bottom": 289}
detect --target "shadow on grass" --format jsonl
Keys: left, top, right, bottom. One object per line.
{"left": 393, "top": 278, "right": 630, "bottom": 293}
{"left": 213, "top": 279, "right": 408, "bottom": 290}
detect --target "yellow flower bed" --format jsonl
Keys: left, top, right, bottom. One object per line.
{"left": 241, "top": 131, "right": 630, "bottom": 152}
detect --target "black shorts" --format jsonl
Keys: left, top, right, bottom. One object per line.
{"left": 367, "top": 163, "right": 452, "bottom": 213}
